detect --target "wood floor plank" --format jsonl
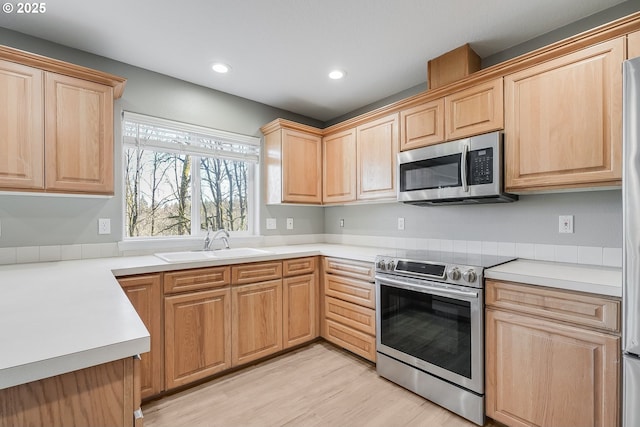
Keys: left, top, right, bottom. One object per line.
{"left": 143, "top": 342, "right": 499, "bottom": 427}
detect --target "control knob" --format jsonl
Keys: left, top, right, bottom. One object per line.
{"left": 386, "top": 260, "right": 396, "bottom": 271}
{"left": 376, "top": 259, "right": 386, "bottom": 270}
{"left": 447, "top": 267, "right": 461, "bottom": 281}
{"left": 463, "top": 269, "right": 478, "bottom": 283}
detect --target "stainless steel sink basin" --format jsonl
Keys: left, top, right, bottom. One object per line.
{"left": 155, "top": 247, "right": 273, "bottom": 263}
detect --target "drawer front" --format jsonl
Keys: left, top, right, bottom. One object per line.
{"left": 164, "top": 266, "right": 230, "bottom": 294}
{"left": 323, "top": 257, "right": 375, "bottom": 282}
{"left": 486, "top": 280, "right": 620, "bottom": 333}
{"left": 232, "top": 261, "right": 282, "bottom": 285}
{"left": 325, "top": 296, "right": 375, "bottom": 335}
{"left": 324, "top": 274, "right": 375, "bottom": 309}
{"left": 283, "top": 256, "right": 316, "bottom": 277}
{"left": 325, "top": 319, "right": 376, "bottom": 362}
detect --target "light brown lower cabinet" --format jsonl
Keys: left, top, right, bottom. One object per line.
{"left": 232, "top": 279, "right": 283, "bottom": 366}
{"left": 486, "top": 281, "right": 620, "bottom": 427}
{"left": 118, "top": 274, "right": 163, "bottom": 399}
{"left": 283, "top": 273, "right": 318, "bottom": 348}
{"left": 0, "top": 357, "right": 139, "bottom": 427}
{"left": 164, "top": 288, "right": 231, "bottom": 389}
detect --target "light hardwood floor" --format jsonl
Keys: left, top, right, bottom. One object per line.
{"left": 143, "top": 342, "right": 500, "bottom": 427}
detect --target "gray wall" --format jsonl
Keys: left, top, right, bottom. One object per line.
{"left": 325, "top": 191, "right": 621, "bottom": 247}
{"left": 0, "top": 27, "right": 324, "bottom": 247}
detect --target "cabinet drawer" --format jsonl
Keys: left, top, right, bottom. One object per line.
{"left": 283, "top": 257, "right": 316, "bottom": 277}
{"left": 486, "top": 280, "right": 620, "bottom": 333}
{"left": 164, "top": 266, "right": 230, "bottom": 294}
{"left": 323, "top": 257, "right": 375, "bottom": 282}
{"left": 232, "top": 261, "right": 282, "bottom": 285}
{"left": 325, "top": 296, "right": 375, "bottom": 335}
{"left": 325, "top": 319, "right": 376, "bottom": 362}
{"left": 324, "top": 274, "right": 375, "bottom": 309}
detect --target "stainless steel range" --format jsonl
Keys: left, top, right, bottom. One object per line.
{"left": 374, "top": 250, "right": 515, "bottom": 426}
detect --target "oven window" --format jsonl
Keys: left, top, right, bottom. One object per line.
{"left": 380, "top": 284, "right": 472, "bottom": 378}
{"left": 399, "top": 153, "right": 461, "bottom": 191}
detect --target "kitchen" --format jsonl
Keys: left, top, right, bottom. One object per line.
{"left": 0, "top": 0, "right": 639, "bottom": 426}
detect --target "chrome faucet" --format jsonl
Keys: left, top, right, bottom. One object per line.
{"left": 204, "top": 228, "right": 230, "bottom": 251}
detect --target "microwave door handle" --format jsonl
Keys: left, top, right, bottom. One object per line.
{"left": 461, "top": 142, "right": 469, "bottom": 193}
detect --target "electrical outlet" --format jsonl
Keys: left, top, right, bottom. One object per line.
{"left": 98, "top": 218, "right": 111, "bottom": 235}
{"left": 340, "top": 219, "right": 344, "bottom": 228}
{"left": 559, "top": 215, "right": 574, "bottom": 233}
{"left": 286, "top": 218, "right": 294, "bottom": 230}
{"left": 0, "top": 219, "right": 2, "bottom": 237}
{"left": 266, "top": 218, "right": 277, "bottom": 230}
{"left": 398, "top": 217, "right": 405, "bottom": 231}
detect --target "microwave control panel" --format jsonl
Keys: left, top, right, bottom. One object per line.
{"left": 468, "top": 148, "right": 493, "bottom": 185}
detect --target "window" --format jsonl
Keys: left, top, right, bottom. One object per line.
{"left": 122, "top": 112, "right": 260, "bottom": 238}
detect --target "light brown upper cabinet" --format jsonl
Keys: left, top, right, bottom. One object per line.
{"left": 0, "top": 60, "right": 44, "bottom": 190}
{"left": 444, "top": 78, "right": 504, "bottom": 140}
{"left": 356, "top": 113, "right": 399, "bottom": 201}
{"left": 322, "top": 128, "right": 357, "bottom": 204}
{"left": 629, "top": 30, "right": 640, "bottom": 59}
{"left": 399, "top": 98, "right": 445, "bottom": 151}
{"left": 504, "top": 37, "right": 624, "bottom": 192}
{"left": 0, "top": 45, "right": 125, "bottom": 195}
{"left": 45, "top": 73, "right": 114, "bottom": 194}
{"left": 262, "top": 119, "right": 323, "bottom": 204}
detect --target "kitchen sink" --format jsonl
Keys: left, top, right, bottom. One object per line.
{"left": 208, "top": 248, "right": 273, "bottom": 258}
{"left": 155, "top": 247, "right": 273, "bottom": 263}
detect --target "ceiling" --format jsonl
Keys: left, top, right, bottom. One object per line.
{"left": 0, "top": 0, "right": 628, "bottom": 122}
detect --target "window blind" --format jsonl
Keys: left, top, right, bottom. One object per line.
{"left": 122, "top": 111, "right": 261, "bottom": 163}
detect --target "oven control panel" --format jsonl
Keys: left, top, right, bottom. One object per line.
{"left": 375, "top": 255, "right": 484, "bottom": 288}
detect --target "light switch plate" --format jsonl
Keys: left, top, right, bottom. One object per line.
{"left": 286, "top": 218, "right": 294, "bottom": 230}
{"left": 98, "top": 218, "right": 111, "bottom": 235}
{"left": 266, "top": 218, "right": 277, "bottom": 230}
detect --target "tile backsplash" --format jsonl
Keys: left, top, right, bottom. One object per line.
{"left": 0, "top": 234, "right": 623, "bottom": 268}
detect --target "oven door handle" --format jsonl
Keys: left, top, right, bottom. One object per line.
{"left": 376, "top": 276, "right": 478, "bottom": 299}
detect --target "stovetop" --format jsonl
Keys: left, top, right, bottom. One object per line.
{"left": 374, "top": 250, "right": 516, "bottom": 288}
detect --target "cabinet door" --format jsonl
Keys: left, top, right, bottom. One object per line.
{"left": 356, "top": 113, "right": 399, "bottom": 200}
{"left": 444, "top": 77, "right": 503, "bottom": 140}
{"left": 118, "top": 274, "right": 163, "bottom": 399}
{"left": 323, "top": 128, "right": 357, "bottom": 204}
{"left": 629, "top": 30, "right": 640, "bottom": 59}
{"left": 486, "top": 309, "right": 620, "bottom": 427}
{"left": 45, "top": 72, "right": 114, "bottom": 194}
{"left": 400, "top": 98, "right": 445, "bottom": 151}
{"left": 0, "top": 60, "right": 44, "bottom": 190}
{"left": 164, "top": 288, "right": 231, "bottom": 389}
{"left": 504, "top": 38, "right": 624, "bottom": 191}
{"left": 282, "top": 128, "right": 322, "bottom": 203}
{"left": 283, "top": 273, "right": 317, "bottom": 348}
{"left": 232, "top": 279, "right": 283, "bottom": 366}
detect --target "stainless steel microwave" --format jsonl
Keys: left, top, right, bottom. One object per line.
{"left": 397, "top": 131, "right": 517, "bottom": 205}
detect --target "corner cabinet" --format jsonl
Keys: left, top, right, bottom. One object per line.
{"left": 323, "top": 128, "right": 357, "bottom": 204}
{"left": 283, "top": 257, "right": 318, "bottom": 348}
{"left": 504, "top": 37, "right": 624, "bottom": 192}
{"left": 0, "top": 45, "right": 125, "bottom": 195}
{"left": 485, "top": 280, "right": 620, "bottom": 427}
{"left": 262, "top": 119, "right": 323, "bottom": 204}
{"left": 356, "top": 113, "right": 399, "bottom": 201}
{"left": 117, "top": 274, "right": 163, "bottom": 400}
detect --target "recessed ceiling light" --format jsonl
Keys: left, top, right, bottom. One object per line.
{"left": 329, "top": 70, "right": 346, "bottom": 80}
{"left": 212, "top": 63, "right": 231, "bottom": 74}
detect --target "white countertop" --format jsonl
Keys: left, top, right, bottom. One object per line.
{"left": 0, "top": 243, "right": 621, "bottom": 391}
{"left": 486, "top": 258, "right": 622, "bottom": 297}
{"left": 0, "top": 244, "right": 379, "bottom": 390}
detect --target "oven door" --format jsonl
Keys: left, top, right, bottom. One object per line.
{"left": 375, "top": 273, "right": 484, "bottom": 394}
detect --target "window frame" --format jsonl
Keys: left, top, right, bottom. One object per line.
{"left": 121, "top": 112, "right": 260, "bottom": 241}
